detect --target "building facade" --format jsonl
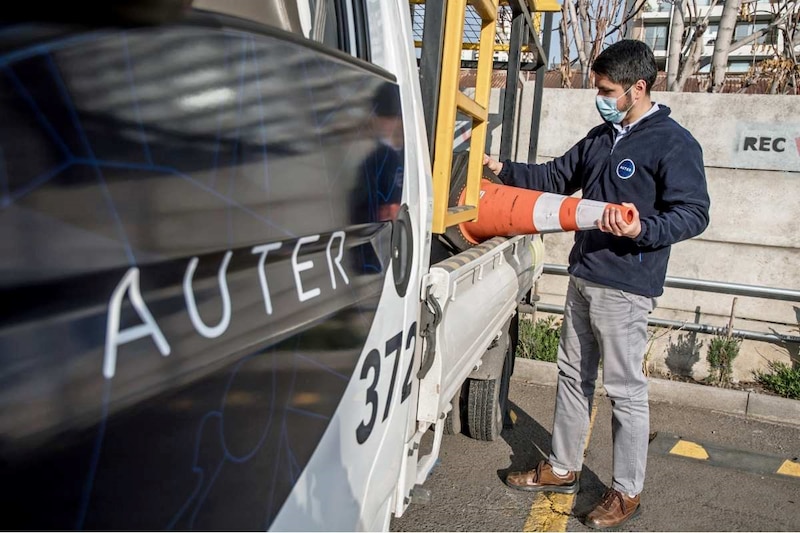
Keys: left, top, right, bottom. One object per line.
{"left": 630, "top": 0, "right": 790, "bottom": 73}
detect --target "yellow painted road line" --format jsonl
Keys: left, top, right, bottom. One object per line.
{"left": 777, "top": 459, "right": 800, "bottom": 478}
{"left": 651, "top": 433, "right": 800, "bottom": 482}
{"left": 522, "top": 398, "right": 598, "bottom": 532}
{"left": 523, "top": 493, "right": 573, "bottom": 532}
{"left": 669, "top": 439, "right": 710, "bottom": 460}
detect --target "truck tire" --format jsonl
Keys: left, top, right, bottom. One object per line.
{"left": 466, "top": 313, "right": 516, "bottom": 441}
{"left": 466, "top": 374, "right": 502, "bottom": 441}
{"left": 443, "top": 393, "right": 461, "bottom": 435}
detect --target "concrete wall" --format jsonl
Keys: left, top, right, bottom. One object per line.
{"left": 486, "top": 87, "right": 800, "bottom": 381}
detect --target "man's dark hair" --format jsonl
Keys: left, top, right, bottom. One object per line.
{"left": 591, "top": 40, "right": 658, "bottom": 93}
{"left": 373, "top": 81, "right": 401, "bottom": 117}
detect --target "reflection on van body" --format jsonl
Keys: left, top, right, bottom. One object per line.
{"left": 0, "top": 18, "right": 402, "bottom": 530}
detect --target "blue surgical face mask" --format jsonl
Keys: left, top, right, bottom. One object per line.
{"left": 595, "top": 85, "right": 634, "bottom": 124}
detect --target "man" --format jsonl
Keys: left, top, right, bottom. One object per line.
{"left": 351, "top": 81, "right": 404, "bottom": 273}
{"left": 484, "top": 40, "right": 710, "bottom": 529}
{"left": 354, "top": 81, "right": 404, "bottom": 226}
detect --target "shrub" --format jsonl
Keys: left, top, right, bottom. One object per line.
{"left": 755, "top": 361, "right": 800, "bottom": 400}
{"left": 706, "top": 335, "right": 741, "bottom": 385}
{"left": 517, "top": 315, "right": 561, "bottom": 363}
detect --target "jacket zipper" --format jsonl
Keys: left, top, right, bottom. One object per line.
{"left": 607, "top": 124, "right": 617, "bottom": 155}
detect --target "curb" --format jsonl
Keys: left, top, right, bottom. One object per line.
{"left": 512, "top": 357, "right": 800, "bottom": 427}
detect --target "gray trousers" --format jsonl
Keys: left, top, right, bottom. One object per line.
{"left": 548, "top": 276, "right": 656, "bottom": 496}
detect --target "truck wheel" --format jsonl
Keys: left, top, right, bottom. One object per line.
{"left": 466, "top": 314, "right": 516, "bottom": 441}
{"left": 466, "top": 375, "right": 502, "bottom": 441}
{"left": 443, "top": 393, "right": 461, "bottom": 435}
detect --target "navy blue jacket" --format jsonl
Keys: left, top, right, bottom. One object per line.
{"left": 498, "top": 104, "right": 710, "bottom": 297}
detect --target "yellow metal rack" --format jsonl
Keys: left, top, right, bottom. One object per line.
{"left": 411, "top": 0, "right": 560, "bottom": 234}
{"left": 430, "top": 0, "right": 498, "bottom": 233}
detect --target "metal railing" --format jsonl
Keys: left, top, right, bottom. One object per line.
{"left": 542, "top": 264, "right": 800, "bottom": 303}
{"left": 522, "top": 264, "right": 800, "bottom": 344}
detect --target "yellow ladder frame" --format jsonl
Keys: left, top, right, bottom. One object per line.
{"left": 414, "top": 41, "right": 534, "bottom": 53}
{"left": 431, "top": 0, "right": 499, "bottom": 234}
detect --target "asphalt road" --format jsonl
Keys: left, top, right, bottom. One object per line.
{"left": 391, "top": 381, "right": 800, "bottom": 532}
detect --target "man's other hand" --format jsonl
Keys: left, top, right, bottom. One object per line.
{"left": 598, "top": 202, "right": 642, "bottom": 239}
{"left": 483, "top": 154, "right": 503, "bottom": 176}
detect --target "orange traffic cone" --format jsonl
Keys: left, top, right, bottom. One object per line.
{"left": 459, "top": 180, "right": 634, "bottom": 245}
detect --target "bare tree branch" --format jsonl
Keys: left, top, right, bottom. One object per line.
{"left": 677, "top": 24, "right": 707, "bottom": 89}
{"left": 559, "top": 0, "right": 573, "bottom": 87}
{"left": 667, "top": 0, "right": 721, "bottom": 91}
{"left": 694, "top": 7, "right": 797, "bottom": 71}
{"left": 710, "top": 0, "right": 741, "bottom": 92}
{"left": 604, "top": 0, "right": 647, "bottom": 38}
{"left": 667, "top": 0, "right": 686, "bottom": 90}
{"left": 568, "top": 0, "right": 590, "bottom": 87}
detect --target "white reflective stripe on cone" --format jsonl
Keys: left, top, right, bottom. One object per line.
{"left": 575, "top": 199, "right": 610, "bottom": 230}
{"left": 532, "top": 193, "right": 567, "bottom": 233}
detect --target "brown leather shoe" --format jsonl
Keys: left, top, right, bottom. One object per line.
{"left": 584, "top": 488, "right": 641, "bottom": 530}
{"left": 505, "top": 460, "right": 579, "bottom": 493}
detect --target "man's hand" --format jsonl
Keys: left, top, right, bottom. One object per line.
{"left": 483, "top": 153, "right": 503, "bottom": 176}
{"left": 598, "top": 202, "right": 642, "bottom": 239}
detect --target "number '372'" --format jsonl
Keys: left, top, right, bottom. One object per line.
{"left": 356, "top": 322, "right": 417, "bottom": 445}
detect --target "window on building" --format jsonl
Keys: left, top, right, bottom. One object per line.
{"left": 705, "top": 23, "right": 718, "bottom": 45}
{"left": 733, "top": 22, "right": 776, "bottom": 45}
{"left": 728, "top": 59, "right": 755, "bottom": 73}
{"left": 733, "top": 22, "right": 749, "bottom": 42}
{"left": 654, "top": 0, "right": 672, "bottom": 13}
{"left": 697, "top": 59, "right": 758, "bottom": 74}
{"left": 644, "top": 23, "right": 668, "bottom": 51}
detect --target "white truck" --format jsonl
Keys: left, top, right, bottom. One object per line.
{"left": 0, "top": 0, "right": 554, "bottom": 529}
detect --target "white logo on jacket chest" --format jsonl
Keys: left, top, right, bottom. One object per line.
{"left": 616, "top": 159, "right": 636, "bottom": 179}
